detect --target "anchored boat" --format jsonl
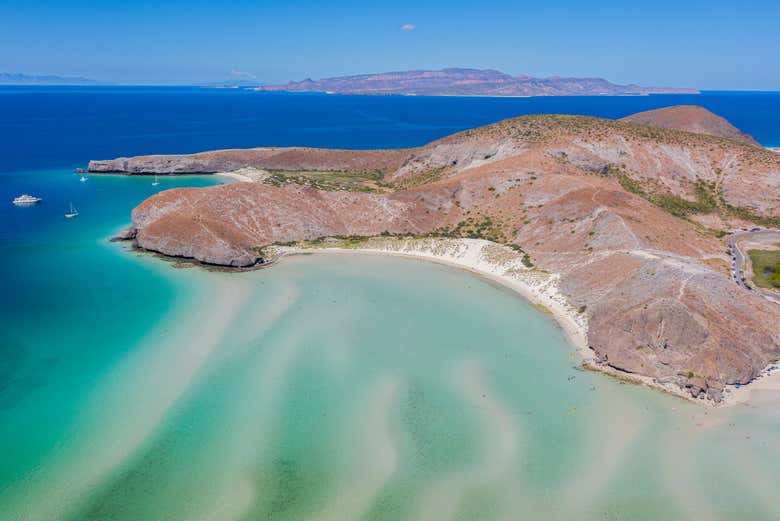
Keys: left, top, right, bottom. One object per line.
{"left": 13, "top": 194, "right": 42, "bottom": 206}
{"left": 65, "top": 202, "right": 79, "bottom": 218}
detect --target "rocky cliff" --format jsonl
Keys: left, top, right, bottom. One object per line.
{"left": 88, "top": 147, "right": 412, "bottom": 175}
{"left": 106, "top": 106, "right": 780, "bottom": 402}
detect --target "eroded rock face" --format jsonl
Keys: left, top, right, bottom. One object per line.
{"left": 586, "top": 258, "right": 779, "bottom": 400}
{"left": 114, "top": 108, "right": 780, "bottom": 402}
{"left": 131, "top": 184, "right": 432, "bottom": 266}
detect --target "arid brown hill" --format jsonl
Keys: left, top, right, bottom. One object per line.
{"left": 621, "top": 105, "right": 760, "bottom": 146}
{"left": 98, "top": 107, "right": 780, "bottom": 402}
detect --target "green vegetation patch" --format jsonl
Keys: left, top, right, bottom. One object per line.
{"left": 724, "top": 203, "right": 780, "bottom": 228}
{"left": 747, "top": 249, "right": 780, "bottom": 289}
{"left": 431, "top": 215, "right": 509, "bottom": 244}
{"left": 275, "top": 211, "right": 541, "bottom": 268}
{"left": 395, "top": 166, "right": 448, "bottom": 188}
{"left": 263, "top": 169, "right": 391, "bottom": 193}
{"left": 611, "top": 167, "right": 717, "bottom": 218}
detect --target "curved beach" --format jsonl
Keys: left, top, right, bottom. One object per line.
{"left": 279, "top": 237, "right": 773, "bottom": 405}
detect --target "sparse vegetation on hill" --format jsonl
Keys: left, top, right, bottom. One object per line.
{"left": 393, "top": 166, "right": 448, "bottom": 188}
{"left": 263, "top": 169, "right": 391, "bottom": 192}
{"left": 607, "top": 166, "right": 780, "bottom": 226}
{"left": 609, "top": 167, "right": 716, "bottom": 217}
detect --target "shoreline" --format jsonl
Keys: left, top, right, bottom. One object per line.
{"left": 722, "top": 366, "right": 780, "bottom": 406}
{"left": 123, "top": 232, "right": 776, "bottom": 408}
{"left": 283, "top": 239, "right": 589, "bottom": 357}
{"left": 274, "top": 237, "right": 716, "bottom": 405}
{"left": 214, "top": 171, "right": 253, "bottom": 183}
{"left": 215, "top": 167, "right": 271, "bottom": 184}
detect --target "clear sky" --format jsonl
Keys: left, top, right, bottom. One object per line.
{"left": 1, "top": 0, "right": 778, "bottom": 89}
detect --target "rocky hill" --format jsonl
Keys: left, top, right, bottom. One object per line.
{"left": 88, "top": 147, "right": 412, "bottom": 175}
{"left": 97, "top": 106, "right": 780, "bottom": 402}
{"left": 253, "top": 68, "right": 699, "bottom": 96}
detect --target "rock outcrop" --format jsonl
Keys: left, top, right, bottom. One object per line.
{"left": 106, "top": 107, "right": 780, "bottom": 402}
{"left": 89, "top": 147, "right": 412, "bottom": 175}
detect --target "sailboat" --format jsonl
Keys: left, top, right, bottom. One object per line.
{"left": 152, "top": 175, "right": 160, "bottom": 186}
{"left": 65, "top": 202, "right": 79, "bottom": 218}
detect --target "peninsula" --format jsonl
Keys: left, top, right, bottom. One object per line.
{"left": 91, "top": 105, "right": 780, "bottom": 403}
{"left": 252, "top": 68, "right": 699, "bottom": 96}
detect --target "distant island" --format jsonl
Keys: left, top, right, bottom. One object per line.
{"left": 0, "top": 72, "right": 103, "bottom": 85}
{"left": 253, "top": 68, "right": 699, "bottom": 97}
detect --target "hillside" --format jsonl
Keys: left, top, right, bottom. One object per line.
{"left": 621, "top": 105, "right": 760, "bottom": 146}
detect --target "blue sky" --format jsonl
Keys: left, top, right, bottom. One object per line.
{"left": 1, "top": 0, "right": 778, "bottom": 89}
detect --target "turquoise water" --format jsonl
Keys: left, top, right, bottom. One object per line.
{"left": 1, "top": 170, "right": 780, "bottom": 520}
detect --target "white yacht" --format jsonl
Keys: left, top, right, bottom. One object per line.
{"left": 13, "top": 194, "right": 42, "bottom": 205}
{"left": 80, "top": 175, "right": 88, "bottom": 182}
{"left": 65, "top": 202, "right": 79, "bottom": 218}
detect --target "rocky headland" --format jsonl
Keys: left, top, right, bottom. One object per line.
{"left": 94, "top": 106, "right": 780, "bottom": 403}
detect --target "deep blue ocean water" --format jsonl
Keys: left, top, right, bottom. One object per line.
{"left": 1, "top": 88, "right": 778, "bottom": 176}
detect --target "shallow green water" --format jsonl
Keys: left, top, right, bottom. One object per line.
{"left": 2, "top": 171, "right": 780, "bottom": 521}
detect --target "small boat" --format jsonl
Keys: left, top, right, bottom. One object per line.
{"left": 65, "top": 202, "right": 79, "bottom": 218}
{"left": 152, "top": 175, "right": 160, "bottom": 186}
{"left": 75, "top": 168, "right": 86, "bottom": 174}
{"left": 13, "top": 194, "right": 42, "bottom": 205}
{"left": 80, "top": 175, "right": 88, "bottom": 182}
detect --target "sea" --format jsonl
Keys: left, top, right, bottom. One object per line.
{"left": 1, "top": 88, "right": 779, "bottom": 520}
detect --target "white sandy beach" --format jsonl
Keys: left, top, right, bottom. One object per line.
{"left": 215, "top": 167, "right": 271, "bottom": 183}
{"left": 282, "top": 237, "right": 589, "bottom": 355}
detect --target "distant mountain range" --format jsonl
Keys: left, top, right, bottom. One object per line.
{"left": 254, "top": 68, "right": 699, "bottom": 97}
{"left": 0, "top": 73, "right": 104, "bottom": 85}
